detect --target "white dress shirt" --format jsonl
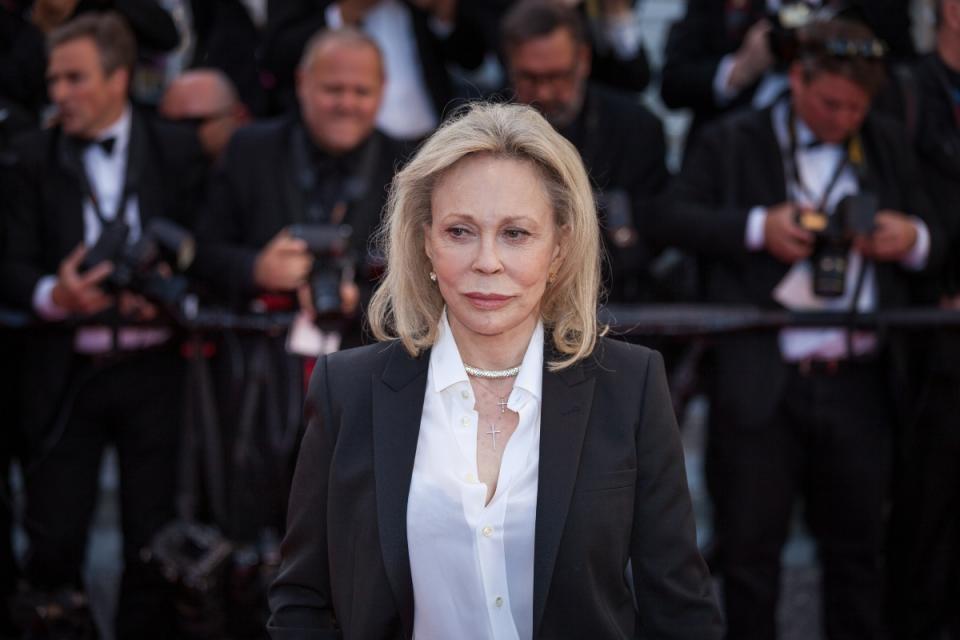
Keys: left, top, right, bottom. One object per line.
{"left": 326, "top": 0, "right": 440, "bottom": 140}
{"left": 32, "top": 106, "right": 170, "bottom": 353}
{"left": 407, "top": 311, "right": 543, "bottom": 640}
{"left": 744, "top": 100, "right": 929, "bottom": 361}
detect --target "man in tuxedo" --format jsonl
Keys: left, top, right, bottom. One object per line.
{"left": 262, "top": 0, "right": 485, "bottom": 141}
{"left": 190, "top": 29, "right": 405, "bottom": 554}
{"left": 0, "top": 12, "right": 205, "bottom": 638}
{"left": 660, "top": 0, "right": 915, "bottom": 148}
{"left": 886, "top": 1, "right": 960, "bottom": 636}
{"left": 500, "top": 0, "right": 668, "bottom": 303}
{"left": 654, "top": 18, "right": 939, "bottom": 639}
{"left": 194, "top": 27, "right": 403, "bottom": 318}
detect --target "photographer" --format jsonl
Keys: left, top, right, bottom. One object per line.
{"left": 188, "top": 24, "right": 402, "bottom": 606}
{"left": 654, "top": 18, "right": 941, "bottom": 640}
{"left": 886, "top": 1, "right": 960, "bottom": 636}
{"left": 193, "top": 27, "right": 403, "bottom": 337}
{"left": 0, "top": 12, "right": 205, "bottom": 638}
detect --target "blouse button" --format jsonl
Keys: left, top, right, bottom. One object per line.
{"left": 461, "top": 417, "right": 470, "bottom": 427}
{"left": 494, "top": 596, "right": 504, "bottom": 608}
{"left": 481, "top": 526, "right": 493, "bottom": 538}
{"left": 461, "top": 390, "right": 470, "bottom": 400}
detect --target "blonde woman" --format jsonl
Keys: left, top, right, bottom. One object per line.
{"left": 268, "top": 103, "right": 722, "bottom": 640}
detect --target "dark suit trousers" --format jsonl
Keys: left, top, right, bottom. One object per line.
{"left": 887, "top": 367, "right": 960, "bottom": 639}
{"left": 23, "top": 349, "right": 182, "bottom": 639}
{"left": 712, "top": 362, "right": 892, "bottom": 640}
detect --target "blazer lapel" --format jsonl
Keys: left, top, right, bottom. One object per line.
{"left": 372, "top": 344, "right": 429, "bottom": 640}
{"left": 532, "top": 352, "right": 596, "bottom": 639}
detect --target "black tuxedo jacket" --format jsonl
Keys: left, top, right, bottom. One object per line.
{"left": 0, "top": 108, "right": 206, "bottom": 441}
{"left": 559, "top": 83, "right": 668, "bottom": 303}
{"left": 262, "top": 0, "right": 485, "bottom": 118}
{"left": 192, "top": 116, "right": 405, "bottom": 302}
{"left": 268, "top": 337, "right": 722, "bottom": 640}
{"left": 653, "top": 104, "right": 942, "bottom": 428}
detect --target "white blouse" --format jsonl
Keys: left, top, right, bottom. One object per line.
{"left": 407, "top": 312, "right": 543, "bottom": 640}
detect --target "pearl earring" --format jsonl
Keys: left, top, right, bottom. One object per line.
{"left": 429, "top": 271, "right": 437, "bottom": 282}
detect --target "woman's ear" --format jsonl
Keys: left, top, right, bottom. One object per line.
{"left": 423, "top": 222, "right": 434, "bottom": 261}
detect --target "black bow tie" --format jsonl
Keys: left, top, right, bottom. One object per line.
{"left": 78, "top": 136, "right": 117, "bottom": 155}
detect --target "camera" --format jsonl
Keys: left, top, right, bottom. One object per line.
{"left": 796, "top": 192, "right": 877, "bottom": 298}
{"left": 79, "top": 217, "right": 195, "bottom": 307}
{"left": 767, "top": 2, "right": 816, "bottom": 64}
{"left": 287, "top": 223, "right": 354, "bottom": 321}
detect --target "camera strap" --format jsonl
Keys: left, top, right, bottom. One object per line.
{"left": 63, "top": 129, "right": 140, "bottom": 234}
{"left": 785, "top": 105, "right": 857, "bottom": 213}
{"left": 291, "top": 123, "right": 381, "bottom": 229}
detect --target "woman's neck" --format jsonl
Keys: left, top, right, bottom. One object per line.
{"left": 448, "top": 316, "right": 537, "bottom": 372}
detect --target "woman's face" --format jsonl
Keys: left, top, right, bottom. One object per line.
{"left": 425, "top": 154, "right": 564, "bottom": 348}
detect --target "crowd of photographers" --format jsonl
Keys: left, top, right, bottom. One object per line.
{"left": 1, "top": 0, "right": 959, "bottom": 638}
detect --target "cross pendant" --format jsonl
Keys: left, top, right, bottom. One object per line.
{"left": 487, "top": 423, "right": 502, "bottom": 451}
{"left": 496, "top": 396, "right": 509, "bottom": 414}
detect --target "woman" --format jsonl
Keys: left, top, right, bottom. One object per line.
{"left": 267, "top": 102, "right": 722, "bottom": 639}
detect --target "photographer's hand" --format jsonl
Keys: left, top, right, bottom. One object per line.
{"left": 119, "top": 292, "right": 158, "bottom": 321}
{"left": 764, "top": 203, "right": 815, "bottom": 263}
{"left": 855, "top": 210, "right": 917, "bottom": 262}
{"left": 728, "top": 19, "right": 774, "bottom": 93}
{"left": 51, "top": 244, "right": 115, "bottom": 316}
{"left": 254, "top": 231, "right": 314, "bottom": 292}
{"left": 340, "top": 280, "right": 360, "bottom": 317}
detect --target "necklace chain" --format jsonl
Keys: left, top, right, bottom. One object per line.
{"left": 468, "top": 374, "right": 515, "bottom": 452}
{"left": 463, "top": 363, "right": 521, "bottom": 379}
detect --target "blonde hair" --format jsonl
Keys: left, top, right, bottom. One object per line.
{"left": 368, "top": 102, "right": 604, "bottom": 370}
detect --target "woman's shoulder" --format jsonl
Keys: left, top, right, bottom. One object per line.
{"left": 323, "top": 339, "right": 407, "bottom": 377}
{"left": 589, "top": 336, "right": 660, "bottom": 371}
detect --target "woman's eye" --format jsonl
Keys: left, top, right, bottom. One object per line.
{"left": 447, "top": 226, "right": 470, "bottom": 238}
{"left": 504, "top": 228, "right": 530, "bottom": 240}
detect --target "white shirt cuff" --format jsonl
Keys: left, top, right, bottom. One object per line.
{"left": 901, "top": 216, "right": 930, "bottom": 271}
{"left": 602, "top": 14, "right": 642, "bottom": 59}
{"left": 325, "top": 3, "right": 344, "bottom": 28}
{"left": 713, "top": 54, "right": 739, "bottom": 106}
{"left": 33, "top": 275, "right": 70, "bottom": 321}
{"left": 746, "top": 206, "right": 768, "bottom": 251}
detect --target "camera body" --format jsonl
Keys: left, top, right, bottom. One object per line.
{"left": 767, "top": 2, "right": 815, "bottom": 64}
{"left": 796, "top": 192, "right": 877, "bottom": 297}
{"left": 79, "top": 217, "right": 195, "bottom": 307}
{"left": 287, "top": 223, "right": 354, "bottom": 319}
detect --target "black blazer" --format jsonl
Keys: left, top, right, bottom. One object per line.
{"left": 268, "top": 337, "right": 723, "bottom": 639}
{"left": 653, "top": 105, "right": 943, "bottom": 428}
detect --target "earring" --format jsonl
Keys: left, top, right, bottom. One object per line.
{"left": 548, "top": 272, "right": 557, "bottom": 284}
{"left": 429, "top": 271, "right": 437, "bottom": 282}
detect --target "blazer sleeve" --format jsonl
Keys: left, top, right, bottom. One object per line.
{"left": 267, "top": 354, "right": 343, "bottom": 640}
{"left": 653, "top": 119, "right": 754, "bottom": 258}
{"left": 630, "top": 351, "right": 724, "bottom": 639}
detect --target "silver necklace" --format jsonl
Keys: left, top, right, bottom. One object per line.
{"left": 469, "top": 375, "right": 515, "bottom": 452}
{"left": 463, "top": 363, "right": 521, "bottom": 379}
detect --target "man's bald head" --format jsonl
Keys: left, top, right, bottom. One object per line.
{"left": 160, "top": 69, "right": 250, "bottom": 160}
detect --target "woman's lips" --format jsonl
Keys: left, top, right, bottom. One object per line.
{"left": 464, "top": 292, "right": 511, "bottom": 310}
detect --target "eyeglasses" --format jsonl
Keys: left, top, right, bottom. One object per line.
{"left": 511, "top": 61, "right": 582, "bottom": 89}
{"left": 176, "top": 109, "right": 233, "bottom": 128}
